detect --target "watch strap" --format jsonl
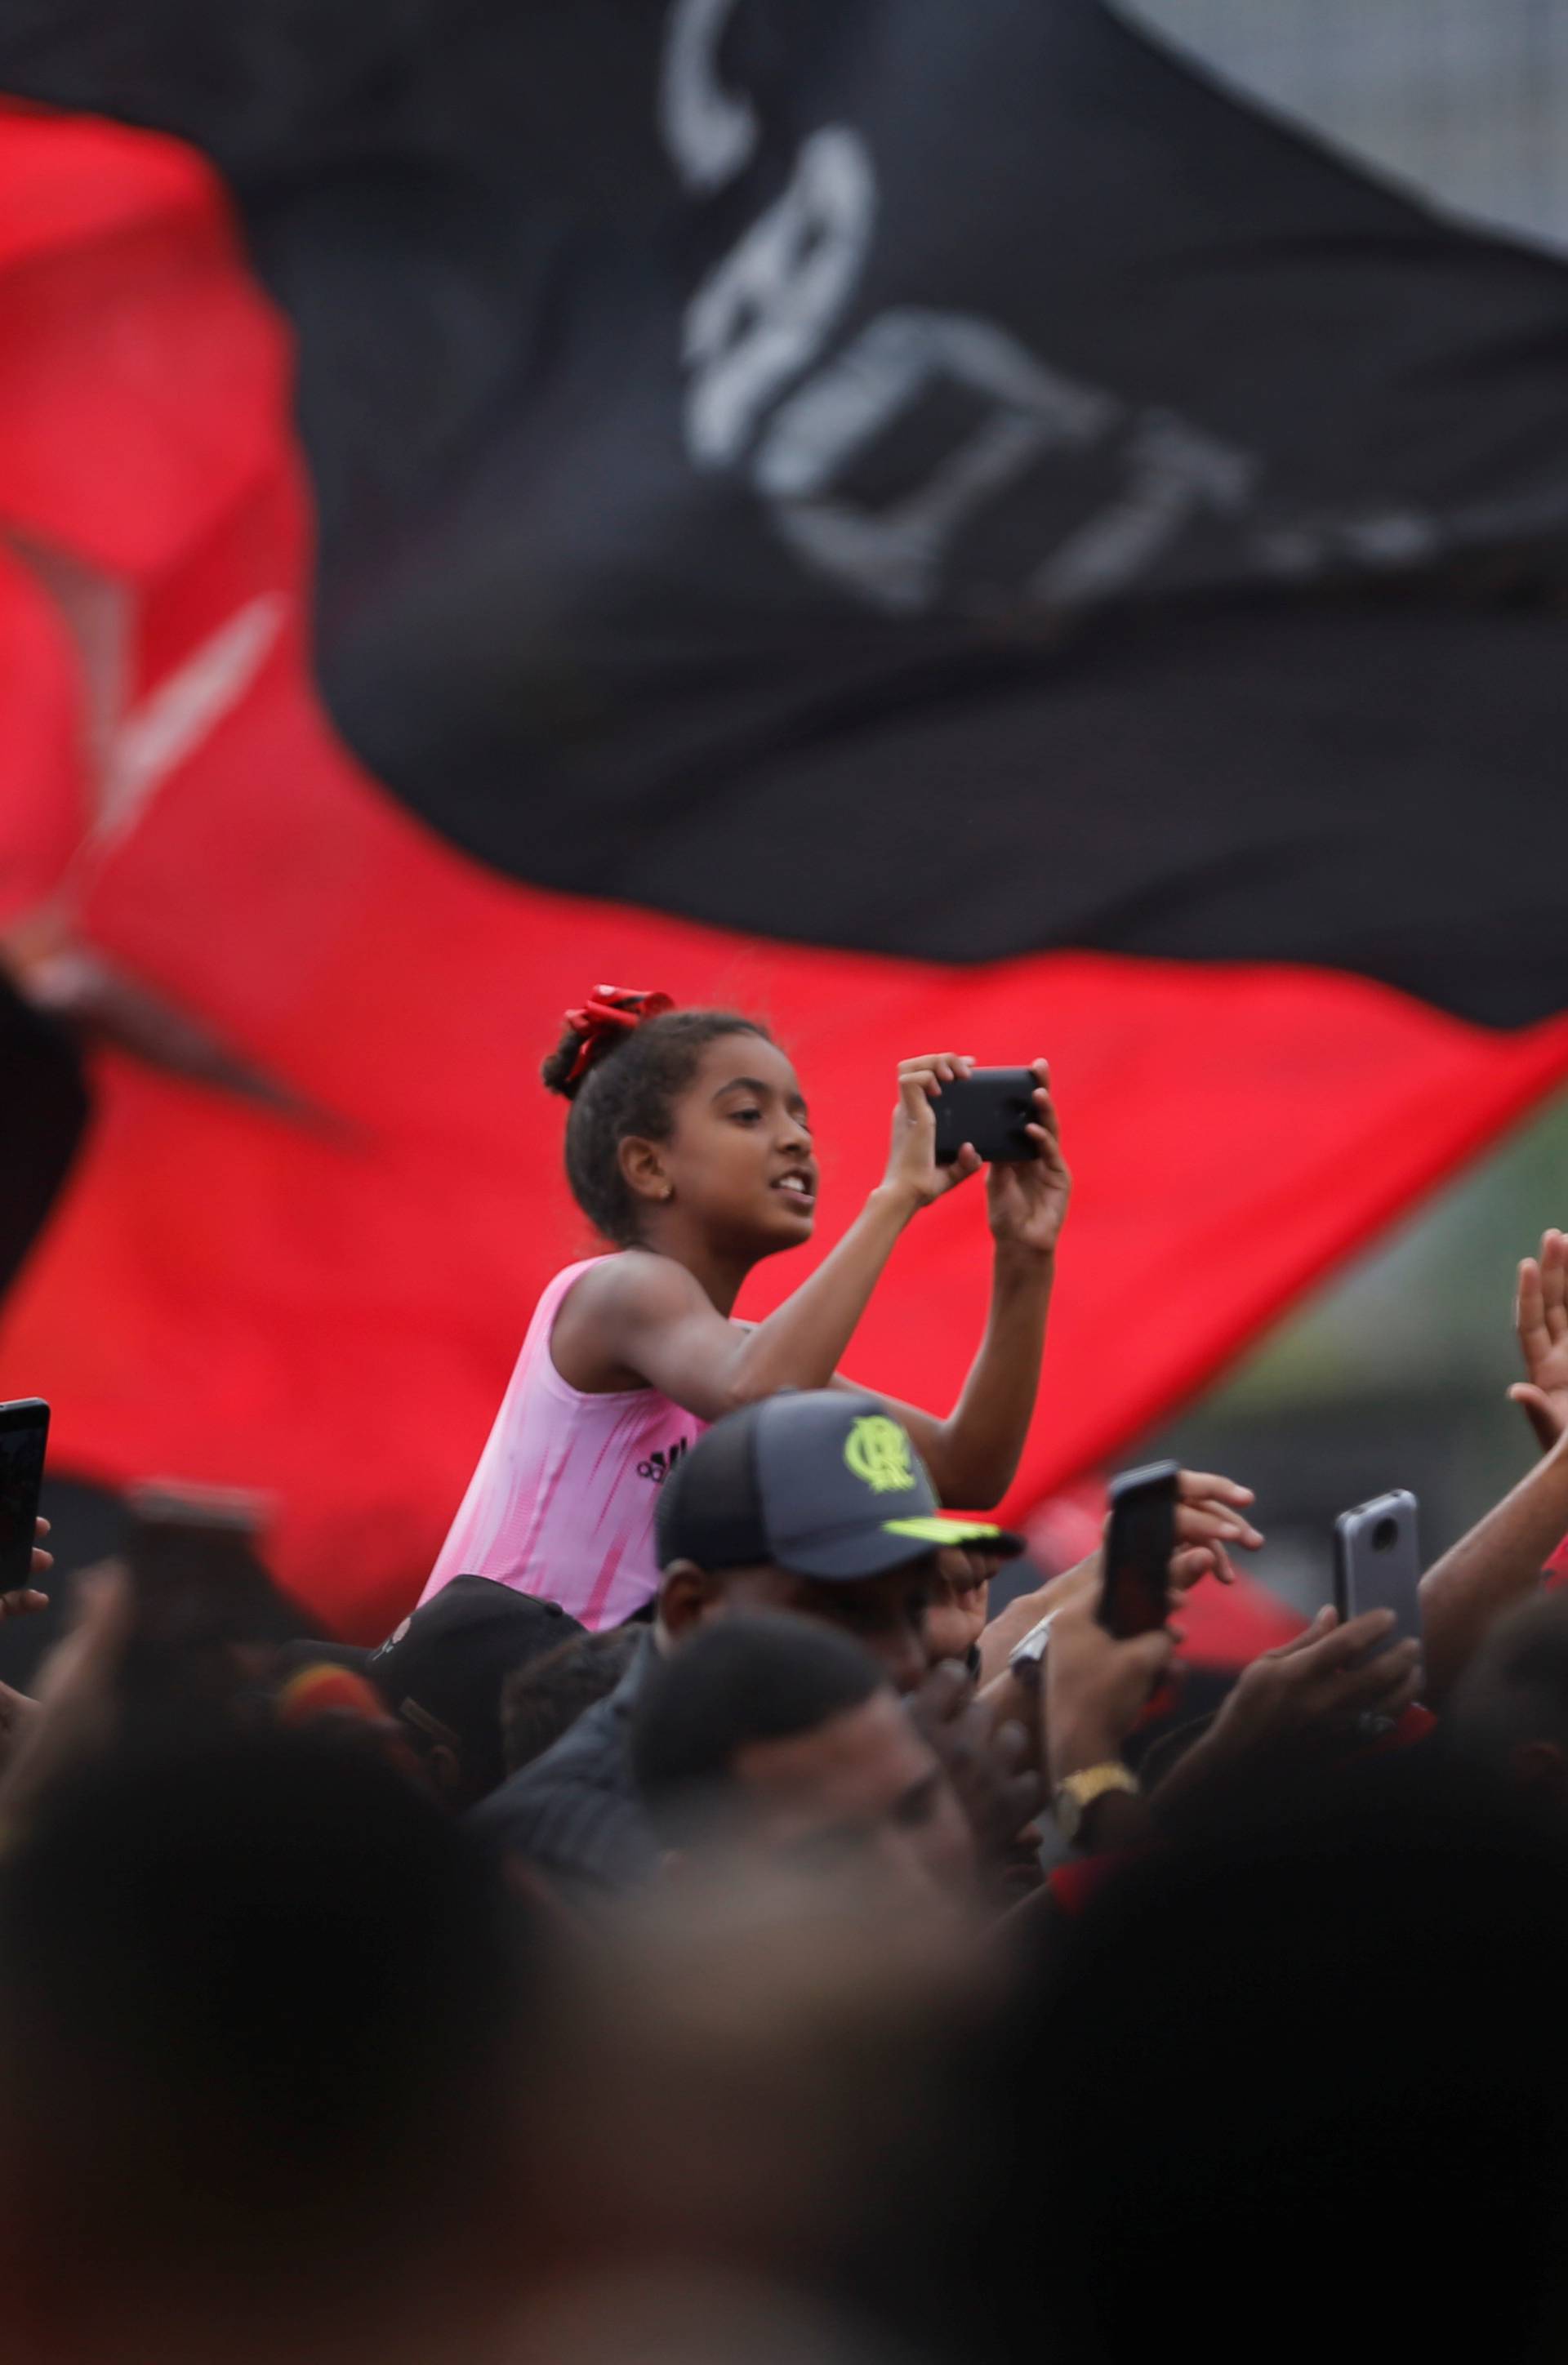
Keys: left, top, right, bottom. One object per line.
{"left": 1054, "top": 1759, "right": 1141, "bottom": 1843}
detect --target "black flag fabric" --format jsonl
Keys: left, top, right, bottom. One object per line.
{"left": 7, "top": 0, "right": 1568, "bottom": 1018}
{"left": 2, "top": 3, "right": 1568, "bottom": 1629}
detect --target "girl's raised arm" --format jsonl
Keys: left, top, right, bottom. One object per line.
{"left": 559, "top": 1058, "right": 981, "bottom": 1419}
{"left": 836, "top": 1062, "right": 1068, "bottom": 1505}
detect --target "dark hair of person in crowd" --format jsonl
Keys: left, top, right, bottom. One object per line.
{"left": 1016, "top": 1758, "right": 1568, "bottom": 2365}
{"left": 277, "top": 1581, "right": 581, "bottom": 1807}
{"left": 631, "top": 1611, "right": 884, "bottom": 1842}
{"left": 501, "top": 1624, "right": 644, "bottom": 1775}
{"left": 0, "top": 1730, "right": 537, "bottom": 2363}
{"left": 541, "top": 1002, "right": 771, "bottom": 1243}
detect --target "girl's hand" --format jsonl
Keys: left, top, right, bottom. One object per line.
{"left": 883, "top": 1053, "right": 982, "bottom": 1209}
{"left": 987, "top": 1062, "right": 1071, "bottom": 1258}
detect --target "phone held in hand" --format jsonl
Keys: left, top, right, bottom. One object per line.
{"left": 931, "top": 1067, "right": 1041, "bottom": 1166}
{"left": 122, "top": 1480, "right": 274, "bottom": 1655}
{"left": 1333, "top": 1490, "right": 1421, "bottom": 1655}
{"left": 0, "top": 1398, "right": 49, "bottom": 1592}
{"left": 1098, "top": 1459, "right": 1179, "bottom": 1640}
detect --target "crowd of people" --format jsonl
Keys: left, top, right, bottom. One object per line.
{"left": 7, "top": 997, "right": 1568, "bottom": 2363}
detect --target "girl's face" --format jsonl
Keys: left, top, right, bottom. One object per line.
{"left": 653, "top": 1035, "right": 818, "bottom": 1254}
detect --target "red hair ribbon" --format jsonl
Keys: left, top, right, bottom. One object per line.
{"left": 563, "top": 985, "right": 675, "bottom": 1085}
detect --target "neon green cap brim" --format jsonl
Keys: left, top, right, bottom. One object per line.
{"left": 882, "top": 1515, "right": 1025, "bottom": 1557}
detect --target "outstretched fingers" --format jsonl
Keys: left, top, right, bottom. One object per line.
{"left": 1175, "top": 1501, "right": 1263, "bottom": 1554}
{"left": 1177, "top": 1469, "right": 1256, "bottom": 1510}
{"left": 1174, "top": 1470, "right": 1263, "bottom": 1552}
{"left": 1518, "top": 1254, "right": 1549, "bottom": 1365}
{"left": 1544, "top": 1228, "right": 1568, "bottom": 1343}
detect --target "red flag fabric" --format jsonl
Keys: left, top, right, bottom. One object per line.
{"left": 3, "top": 112, "right": 1568, "bottom": 1638}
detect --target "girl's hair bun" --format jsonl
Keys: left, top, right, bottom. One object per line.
{"left": 541, "top": 1026, "right": 590, "bottom": 1100}
{"left": 541, "top": 987, "right": 675, "bottom": 1099}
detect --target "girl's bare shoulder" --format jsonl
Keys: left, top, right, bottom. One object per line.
{"left": 562, "top": 1249, "right": 708, "bottom": 1325}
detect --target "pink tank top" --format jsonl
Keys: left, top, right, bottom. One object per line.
{"left": 419, "top": 1258, "right": 706, "bottom": 1629}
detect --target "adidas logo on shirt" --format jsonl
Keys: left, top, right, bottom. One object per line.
{"left": 637, "top": 1438, "right": 691, "bottom": 1485}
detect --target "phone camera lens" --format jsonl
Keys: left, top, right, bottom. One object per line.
{"left": 1371, "top": 1517, "right": 1398, "bottom": 1552}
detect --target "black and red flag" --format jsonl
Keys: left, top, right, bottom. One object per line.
{"left": 2, "top": 1, "right": 1567, "bottom": 1634}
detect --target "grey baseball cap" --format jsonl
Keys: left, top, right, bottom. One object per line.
{"left": 655, "top": 1390, "right": 1025, "bottom": 1580}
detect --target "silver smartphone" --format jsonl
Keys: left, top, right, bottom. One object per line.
{"left": 1333, "top": 1490, "right": 1421, "bottom": 1653}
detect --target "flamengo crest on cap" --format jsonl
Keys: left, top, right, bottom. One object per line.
{"left": 844, "top": 1414, "right": 917, "bottom": 1495}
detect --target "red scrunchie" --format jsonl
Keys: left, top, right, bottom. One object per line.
{"left": 563, "top": 985, "right": 675, "bottom": 1085}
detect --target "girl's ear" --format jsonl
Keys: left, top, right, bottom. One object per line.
{"left": 620, "top": 1135, "right": 672, "bottom": 1206}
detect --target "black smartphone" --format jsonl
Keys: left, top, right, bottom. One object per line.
{"left": 0, "top": 1398, "right": 49, "bottom": 1593}
{"left": 931, "top": 1067, "right": 1041, "bottom": 1166}
{"left": 1333, "top": 1490, "right": 1420, "bottom": 1655}
{"left": 1098, "top": 1459, "right": 1179, "bottom": 1639}
{"left": 122, "top": 1480, "right": 273, "bottom": 1655}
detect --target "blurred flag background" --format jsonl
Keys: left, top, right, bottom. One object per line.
{"left": 1, "top": 0, "right": 1566, "bottom": 1639}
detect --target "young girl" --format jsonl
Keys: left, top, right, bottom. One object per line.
{"left": 421, "top": 986, "right": 1071, "bottom": 1628}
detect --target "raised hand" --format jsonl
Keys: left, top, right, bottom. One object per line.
{"left": 986, "top": 1060, "right": 1071, "bottom": 1258}
{"left": 884, "top": 1053, "right": 982, "bottom": 1208}
{"left": 1169, "top": 1468, "right": 1264, "bottom": 1591}
{"left": 987, "top": 1467, "right": 1262, "bottom": 1677}
{"left": 910, "top": 1658, "right": 1042, "bottom": 1892}
{"left": 1512, "top": 1229, "right": 1568, "bottom": 1452}
{"left": 1161, "top": 1606, "right": 1423, "bottom": 1806}
{"left": 1044, "top": 1582, "right": 1174, "bottom": 1784}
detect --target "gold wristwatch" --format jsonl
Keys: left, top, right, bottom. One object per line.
{"left": 1054, "top": 1761, "right": 1141, "bottom": 1846}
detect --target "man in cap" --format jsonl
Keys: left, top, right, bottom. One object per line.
{"left": 630, "top": 1611, "right": 978, "bottom": 1908}
{"left": 468, "top": 1390, "right": 1023, "bottom": 1896}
